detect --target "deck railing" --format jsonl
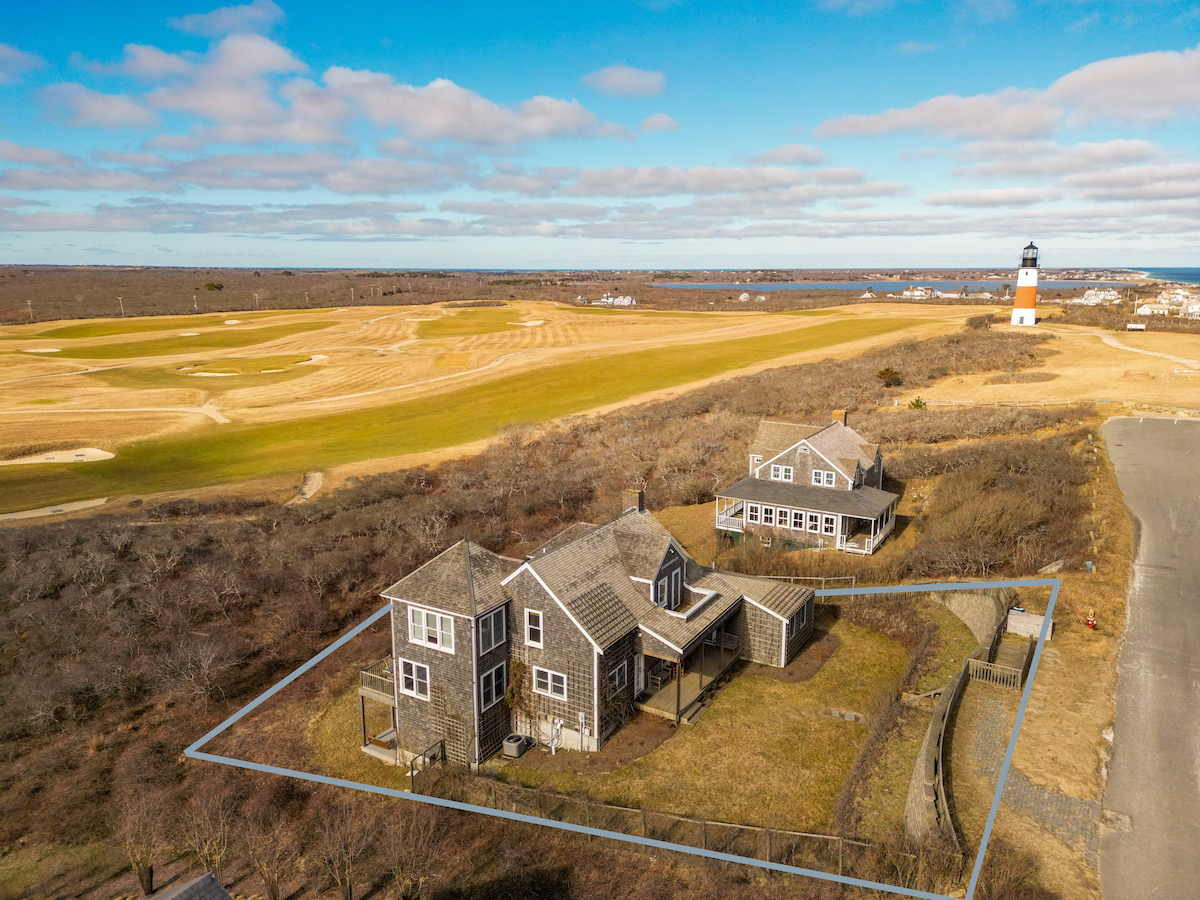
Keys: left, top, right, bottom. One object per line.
{"left": 360, "top": 655, "right": 395, "bottom": 697}
{"left": 716, "top": 514, "right": 745, "bottom": 532}
{"left": 966, "top": 657, "right": 1023, "bottom": 690}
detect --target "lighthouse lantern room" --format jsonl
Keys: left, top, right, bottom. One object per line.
{"left": 1010, "top": 241, "right": 1038, "bottom": 327}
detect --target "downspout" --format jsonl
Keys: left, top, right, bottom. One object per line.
{"left": 390, "top": 601, "right": 400, "bottom": 766}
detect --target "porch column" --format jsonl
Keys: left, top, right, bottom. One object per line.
{"left": 700, "top": 638, "right": 706, "bottom": 691}
{"left": 361, "top": 696, "right": 367, "bottom": 748}
{"left": 675, "top": 654, "right": 682, "bottom": 725}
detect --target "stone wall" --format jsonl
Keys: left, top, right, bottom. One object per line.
{"left": 938, "top": 588, "right": 1010, "bottom": 645}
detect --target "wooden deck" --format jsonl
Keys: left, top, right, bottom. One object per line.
{"left": 634, "top": 651, "right": 736, "bottom": 723}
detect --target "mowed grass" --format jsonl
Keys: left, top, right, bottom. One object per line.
{"left": 414, "top": 307, "right": 519, "bottom": 339}
{"left": 23, "top": 309, "right": 290, "bottom": 340}
{"left": 19, "top": 321, "right": 336, "bottom": 359}
{"left": 87, "top": 355, "right": 316, "bottom": 392}
{"left": 497, "top": 615, "right": 908, "bottom": 830}
{"left": 0, "top": 315, "right": 922, "bottom": 512}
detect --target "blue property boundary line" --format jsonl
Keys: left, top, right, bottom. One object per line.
{"left": 185, "top": 578, "right": 1060, "bottom": 900}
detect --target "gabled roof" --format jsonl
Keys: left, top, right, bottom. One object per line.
{"left": 806, "top": 422, "right": 878, "bottom": 474}
{"left": 707, "top": 572, "right": 812, "bottom": 619}
{"left": 528, "top": 522, "right": 597, "bottom": 558}
{"left": 718, "top": 476, "right": 898, "bottom": 519}
{"left": 748, "top": 420, "right": 825, "bottom": 461}
{"left": 151, "top": 873, "right": 233, "bottom": 900}
{"left": 381, "top": 540, "right": 522, "bottom": 617}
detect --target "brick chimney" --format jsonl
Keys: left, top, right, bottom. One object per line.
{"left": 832, "top": 409, "right": 847, "bottom": 426}
{"left": 621, "top": 489, "right": 645, "bottom": 513}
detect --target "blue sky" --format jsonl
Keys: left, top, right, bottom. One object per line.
{"left": 1, "top": 0, "right": 1199, "bottom": 268}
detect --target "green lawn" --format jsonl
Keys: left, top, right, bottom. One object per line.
{"left": 87, "top": 355, "right": 316, "bottom": 393}
{"left": 24, "top": 309, "right": 292, "bottom": 340}
{"left": 0, "top": 315, "right": 921, "bottom": 512}
{"left": 17, "top": 321, "right": 336, "bottom": 359}
{"left": 414, "top": 307, "right": 519, "bottom": 339}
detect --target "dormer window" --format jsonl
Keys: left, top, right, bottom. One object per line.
{"left": 656, "top": 568, "right": 682, "bottom": 610}
{"left": 749, "top": 454, "right": 762, "bottom": 474}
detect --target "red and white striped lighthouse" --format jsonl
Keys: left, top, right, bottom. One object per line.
{"left": 1010, "top": 241, "right": 1038, "bottom": 326}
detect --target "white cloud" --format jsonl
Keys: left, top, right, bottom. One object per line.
{"left": 895, "top": 41, "right": 939, "bottom": 55}
{"left": 639, "top": 113, "right": 679, "bottom": 132}
{"left": 0, "top": 42, "right": 44, "bottom": 83}
{"left": 748, "top": 144, "right": 824, "bottom": 165}
{"left": 953, "top": 139, "right": 1163, "bottom": 179}
{"left": 1047, "top": 42, "right": 1200, "bottom": 127}
{"left": 325, "top": 67, "right": 616, "bottom": 145}
{"left": 582, "top": 65, "right": 666, "bottom": 97}
{"left": 815, "top": 88, "right": 1060, "bottom": 140}
{"left": 0, "top": 168, "right": 177, "bottom": 192}
{"left": 924, "top": 187, "right": 1053, "bottom": 207}
{"left": 167, "top": 0, "right": 285, "bottom": 37}
{"left": 0, "top": 140, "right": 83, "bottom": 168}
{"left": 1066, "top": 162, "right": 1200, "bottom": 201}
{"left": 41, "top": 84, "right": 159, "bottom": 129}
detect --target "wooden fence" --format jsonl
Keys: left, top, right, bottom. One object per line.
{"left": 966, "top": 658, "right": 1023, "bottom": 690}
{"left": 428, "top": 775, "right": 885, "bottom": 876}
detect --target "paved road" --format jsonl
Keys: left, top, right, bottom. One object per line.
{"left": 1100, "top": 417, "right": 1200, "bottom": 900}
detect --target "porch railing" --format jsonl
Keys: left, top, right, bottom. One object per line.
{"left": 360, "top": 655, "right": 395, "bottom": 697}
{"left": 966, "top": 658, "right": 1023, "bottom": 690}
{"left": 716, "top": 514, "right": 745, "bottom": 532}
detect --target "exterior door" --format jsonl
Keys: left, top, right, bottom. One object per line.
{"left": 634, "top": 653, "right": 645, "bottom": 696}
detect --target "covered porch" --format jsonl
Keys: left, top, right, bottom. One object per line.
{"left": 715, "top": 497, "right": 745, "bottom": 534}
{"left": 634, "top": 617, "right": 742, "bottom": 725}
{"left": 358, "top": 656, "right": 401, "bottom": 765}
{"left": 837, "top": 503, "right": 897, "bottom": 555}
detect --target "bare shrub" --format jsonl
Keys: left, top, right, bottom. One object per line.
{"left": 114, "top": 791, "right": 166, "bottom": 896}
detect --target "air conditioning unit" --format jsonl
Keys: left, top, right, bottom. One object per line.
{"left": 502, "top": 734, "right": 535, "bottom": 758}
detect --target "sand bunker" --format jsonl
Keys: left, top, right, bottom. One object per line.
{"left": 224, "top": 319, "right": 242, "bottom": 325}
{"left": 178, "top": 332, "right": 200, "bottom": 336}
{"left": 295, "top": 355, "right": 327, "bottom": 365}
{"left": 188, "top": 371, "right": 238, "bottom": 377}
{"left": 0, "top": 447, "right": 115, "bottom": 467}
{"left": 261, "top": 368, "right": 285, "bottom": 373}
{"left": 22, "top": 348, "right": 60, "bottom": 353}
{"left": 511, "top": 320, "right": 544, "bottom": 327}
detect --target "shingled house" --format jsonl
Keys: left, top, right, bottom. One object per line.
{"left": 357, "top": 492, "right": 815, "bottom": 768}
{"left": 714, "top": 414, "right": 899, "bottom": 555}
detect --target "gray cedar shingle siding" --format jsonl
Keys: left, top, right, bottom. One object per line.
{"left": 369, "top": 508, "right": 818, "bottom": 765}
{"left": 507, "top": 569, "right": 599, "bottom": 740}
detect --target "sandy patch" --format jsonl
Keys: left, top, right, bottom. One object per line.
{"left": 0, "top": 447, "right": 115, "bottom": 466}
{"left": 0, "top": 497, "right": 108, "bottom": 521}
{"left": 224, "top": 319, "right": 242, "bottom": 325}
{"left": 188, "top": 371, "right": 238, "bottom": 377}
{"left": 178, "top": 332, "right": 200, "bottom": 336}
{"left": 22, "top": 348, "right": 60, "bottom": 353}
{"left": 294, "top": 354, "right": 327, "bottom": 365}
{"left": 261, "top": 368, "right": 284, "bottom": 373}
{"left": 511, "top": 320, "right": 544, "bottom": 327}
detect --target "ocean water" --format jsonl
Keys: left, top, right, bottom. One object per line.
{"left": 1141, "top": 268, "right": 1200, "bottom": 285}
{"left": 649, "top": 280, "right": 1127, "bottom": 292}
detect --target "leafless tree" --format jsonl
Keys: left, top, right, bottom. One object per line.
{"left": 175, "top": 789, "right": 235, "bottom": 877}
{"left": 380, "top": 804, "right": 442, "bottom": 900}
{"left": 312, "top": 795, "right": 374, "bottom": 900}
{"left": 239, "top": 813, "right": 299, "bottom": 900}
{"left": 114, "top": 792, "right": 166, "bottom": 896}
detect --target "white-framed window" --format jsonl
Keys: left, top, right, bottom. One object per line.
{"left": 787, "top": 605, "right": 808, "bottom": 640}
{"left": 762, "top": 506, "right": 775, "bottom": 526}
{"left": 811, "top": 470, "right": 823, "bottom": 485}
{"left": 807, "top": 512, "right": 820, "bottom": 533}
{"left": 409, "top": 606, "right": 454, "bottom": 654}
{"left": 812, "top": 469, "right": 836, "bottom": 487}
{"left": 398, "top": 658, "right": 430, "bottom": 700}
{"left": 478, "top": 606, "right": 505, "bottom": 655}
{"left": 657, "top": 575, "right": 668, "bottom": 606}
{"left": 533, "top": 666, "right": 567, "bottom": 700}
{"left": 824, "top": 471, "right": 835, "bottom": 487}
{"left": 607, "top": 661, "right": 628, "bottom": 694}
{"left": 750, "top": 455, "right": 762, "bottom": 473}
{"left": 770, "top": 464, "right": 794, "bottom": 482}
{"left": 777, "top": 507, "right": 790, "bottom": 528}
{"left": 525, "top": 609, "right": 543, "bottom": 648}
{"left": 480, "top": 661, "right": 506, "bottom": 711}
{"left": 792, "top": 510, "right": 804, "bottom": 530}
{"left": 747, "top": 503, "right": 761, "bottom": 524}
{"left": 670, "top": 568, "right": 681, "bottom": 608}
{"left": 823, "top": 515, "right": 836, "bottom": 535}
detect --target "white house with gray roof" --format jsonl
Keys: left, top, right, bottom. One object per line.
{"left": 714, "top": 414, "right": 899, "bottom": 555}
{"left": 357, "top": 491, "right": 815, "bottom": 767}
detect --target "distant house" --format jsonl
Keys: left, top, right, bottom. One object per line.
{"left": 1182, "top": 304, "right": 1200, "bottom": 320}
{"left": 932, "top": 286, "right": 967, "bottom": 300}
{"left": 358, "top": 494, "right": 815, "bottom": 768}
{"left": 901, "top": 285, "right": 932, "bottom": 300}
{"left": 1082, "top": 288, "right": 1120, "bottom": 303}
{"left": 966, "top": 291, "right": 995, "bottom": 300}
{"left": 714, "top": 414, "right": 899, "bottom": 555}
{"left": 152, "top": 873, "right": 233, "bottom": 900}
{"left": 1136, "top": 303, "right": 1171, "bottom": 316}
{"left": 1158, "top": 288, "right": 1196, "bottom": 305}
{"left": 738, "top": 292, "right": 751, "bottom": 302}
{"left": 859, "top": 290, "right": 876, "bottom": 299}
{"left": 594, "top": 293, "right": 637, "bottom": 307}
